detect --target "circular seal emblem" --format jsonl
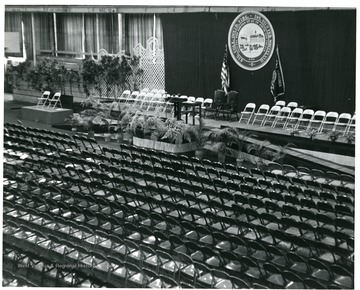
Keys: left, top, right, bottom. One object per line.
{"left": 228, "top": 11, "right": 275, "bottom": 71}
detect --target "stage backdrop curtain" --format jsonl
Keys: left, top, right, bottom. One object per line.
{"left": 125, "top": 14, "right": 163, "bottom": 55}
{"left": 161, "top": 10, "right": 355, "bottom": 114}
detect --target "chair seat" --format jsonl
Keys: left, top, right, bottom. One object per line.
{"left": 267, "top": 274, "right": 285, "bottom": 287}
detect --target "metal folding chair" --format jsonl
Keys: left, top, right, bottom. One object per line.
{"left": 36, "top": 91, "right": 51, "bottom": 107}
{"left": 47, "top": 92, "right": 62, "bottom": 109}
{"left": 261, "top": 105, "right": 281, "bottom": 126}
{"left": 239, "top": 103, "right": 256, "bottom": 124}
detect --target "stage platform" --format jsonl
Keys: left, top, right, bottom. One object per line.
{"left": 21, "top": 106, "right": 73, "bottom": 125}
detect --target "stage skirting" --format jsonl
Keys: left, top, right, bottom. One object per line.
{"left": 21, "top": 106, "right": 73, "bottom": 125}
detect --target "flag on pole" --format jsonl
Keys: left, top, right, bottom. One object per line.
{"left": 221, "top": 44, "right": 230, "bottom": 94}
{"left": 270, "top": 46, "right": 285, "bottom": 103}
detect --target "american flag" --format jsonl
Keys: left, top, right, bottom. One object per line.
{"left": 221, "top": 44, "right": 230, "bottom": 94}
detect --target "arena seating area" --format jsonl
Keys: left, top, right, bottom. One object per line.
{"left": 2, "top": 122, "right": 354, "bottom": 288}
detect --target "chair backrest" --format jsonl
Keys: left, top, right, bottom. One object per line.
{"left": 257, "top": 104, "right": 269, "bottom": 113}
{"left": 312, "top": 110, "right": 326, "bottom": 120}
{"left": 278, "top": 106, "right": 292, "bottom": 116}
{"left": 179, "top": 95, "right": 188, "bottom": 100}
{"left": 275, "top": 100, "right": 286, "bottom": 107}
{"left": 203, "top": 98, "right": 213, "bottom": 105}
{"left": 268, "top": 105, "right": 281, "bottom": 114}
{"left": 324, "top": 111, "right": 339, "bottom": 121}
{"left": 301, "top": 109, "right": 314, "bottom": 119}
{"left": 130, "top": 91, "right": 139, "bottom": 98}
{"left": 195, "top": 97, "right": 204, "bottom": 103}
{"left": 227, "top": 91, "right": 239, "bottom": 107}
{"left": 336, "top": 113, "right": 352, "bottom": 124}
{"left": 289, "top": 107, "right": 303, "bottom": 118}
{"left": 42, "top": 91, "right": 51, "bottom": 97}
{"left": 287, "top": 101, "right": 298, "bottom": 108}
{"left": 120, "top": 90, "right": 131, "bottom": 97}
{"left": 243, "top": 102, "right": 256, "bottom": 112}
{"left": 187, "top": 96, "right": 196, "bottom": 102}
{"left": 214, "top": 90, "right": 226, "bottom": 104}
{"left": 52, "top": 92, "right": 61, "bottom": 99}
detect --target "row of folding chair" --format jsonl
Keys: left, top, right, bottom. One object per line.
{"left": 239, "top": 102, "right": 355, "bottom": 134}
{"left": 239, "top": 101, "right": 297, "bottom": 124}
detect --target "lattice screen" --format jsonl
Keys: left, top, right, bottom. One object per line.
{"left": 89, "top": 37, "right": 165, "bottom": 99}
{"left": 133, "top": 37, "right": 165, "bottom": 91}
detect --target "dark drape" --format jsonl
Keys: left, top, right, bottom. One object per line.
{"left": 161, "top": 10, "right": 355, "bottom": 114}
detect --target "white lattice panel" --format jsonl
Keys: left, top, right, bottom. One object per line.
{"left": 133, "top": 37, "right": 165, "bottom": 91}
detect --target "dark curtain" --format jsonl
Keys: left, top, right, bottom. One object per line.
{"left": 161, "top": 10, "right": 355, "bottom": 114}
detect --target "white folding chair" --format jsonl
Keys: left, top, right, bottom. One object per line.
{"left": 287, "top": 102, "right": 298, "bottom": 110}
{"left": 150, "top": 88, "right": 158, "bottom": 94}
{"left": 238, "top": 103, "right": 256, "bottom": 124}
{"left": 319, "top": 111, "right": 339, "bottom": 133}
{"left": 132, "top": 91, "right": 147, "bottom": 108}
{"left": 284, "top": 107, "right": 303, "bottom": 129}
{"left": 147, "top": 93, "right": 163, "bottom": 111}
{"left": 332, "top": 113, "right": 352, "bottom": 135}
{"left": 307, "top": 110, "right": 326, "bottom": 132}
{"left": 275, "top": 100, "right": 286, "bottom": 108}
{"left": 140, "top": 93, "right": 155, "bottom": 109}
{"left": 47, "top": 92, "right": 62, "bottom": 109}
{"left": 345, "top": 113, "right": 355, "bottom": 135}
{"left": 271, "top": 106, "right": 292, "bottom": 128}
{"left": 118, "top": 90, "right": 131, "bottom": 102}
{"left": 251, "top": 104, "right": 270, "bottom": 126}
{"left": 125, "top": 91, "right": 139, "bottom": 105}
{"left": 141, "top": 88, "right": 150, "bottom": 93}
{"left": 294, "top": 109, "right": 314, "bottom": 130}
{"left": 261, "top": 105, "right": 281, "bottom": 126}
{"left": 163, "top": 94, "right": 175, "bottom": 115}
{"left": 37, "top": 91, "right": 51, "bottom": 107}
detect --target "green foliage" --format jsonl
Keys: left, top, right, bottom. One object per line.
{"left": 25, "top": 58, "right": 80, "bottom": 94}
{"left": 344, "top": 131, "right": 355, "bottom": 144}
{"left": 203, "top": 127, "right": 240, "bottom": 154}
{"left": 306, "top": 128, "right": 319, "bottom": 141}
{"left": 81, "top": 55, "right": 143, "bottom": 97}
{"left": 161, "top": 119, "right": 193, "bottom": 144}
{"left": 82, "top": 58, "right": 104, "bottom": 96}
{"left": 327, "top": 129, "right": 342, "bottom": 142}
{"left": 6, "top": 60, "right": 31, "bottom": 87}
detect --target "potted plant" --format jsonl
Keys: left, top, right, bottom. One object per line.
{"left": 100, "top": 118, "right": 111, "bottom": 141}
{"left": 306, "top": 129, "right": 319, "bottom": 141}
{"left": 203, "top": 127, "right": 239, "bottom": 163}
{"left": 233, "top": 130, "right": 258, "bottom": 167}
{"left": 344, "top": 131, "right": 355, "bottom": 144}
{"left": 327, "top": 129, "right": 342, "bottom": 142}
{"left": 186, "top": 119, "right": 209, "bottom": 160}
{"left": 66, "top": 114, "right": 83, "bottom": 132}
